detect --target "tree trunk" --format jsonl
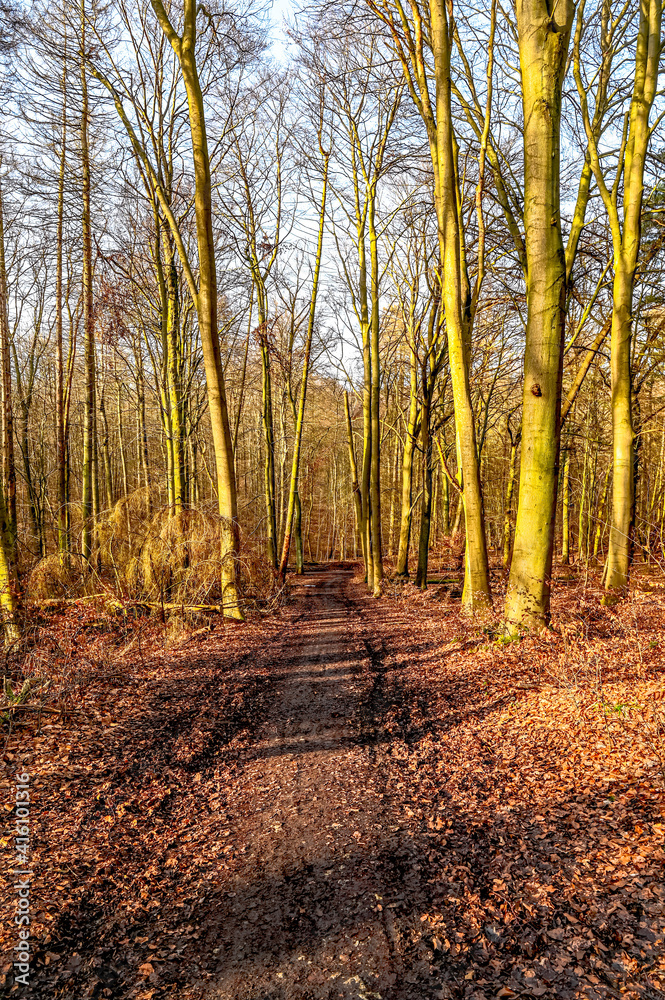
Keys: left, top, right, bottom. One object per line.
{"left": 99, "top": 388, "right": 114, "bottom": 511}
{"left": 505, "top": 0, "right": 575, "bottom": 630}
{"left": 294, "top": 491, "right": 304, "bottom": 574}
{"left": 278, "top": 149, "right": 329, "bottom": 581}
{"left": 503, "top": 434, "right": 519, "bottom": 571}
{"left": 344, "top": 391, "right": 363, "bottom": 558}
{"left": 396, "top": 344, "right": 419, "bottom": 577}
{"left": 173, "top": 3, "right": 243, "bottom": 617}
{"left": 415, "top": 398, "right": 433, "bottom": 589}
{"left": 593, "top": 462, "right": 611, "bottom": 563}
{"left": 80, "top": 4, "right": 95, "bottom": 563}
{"left": 19, "top": 401, "right": 42, "bottom": 558}
{"left": 604, "top": 269, "right": 635, "bottom": 591}
{"left": 56, "top": 43, "right": 69, "bottom": 561}
{"left": 573, "top": 0, "right": 662, "bottom": 598}
{"left": 561, "top": 447, "right": 571, "bottom": 565}
{"left": 361, "top": 317, "right": 373, "bottom": 587}
{"left": 135, "top": 352, "right": 151, "bottom": 501}
{"left": 165, "top": 238, "right": 185, "bottom": 513}
{"left": 0, "top": 178, "right": 16, "bottom": 577}
{"left": 259, "top": 325, "right": 278, "bottom": 568}
{"left": 431, "top": 0, "right": 491, "bottom": 611}
{"left": 0, "top": 480, "right": 17, "bottom": 642}
{"left": 578, "top": 433, "right": 589, "bottom": 564}
{"left": 387, "top": 431, "right": 399, "bottom": 558}
{"left": 368, "top": 197, "right": 383, "bottom": 596}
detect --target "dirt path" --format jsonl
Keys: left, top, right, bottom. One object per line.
{"left": 207, "top": 566, "right": 413, "bottom": 1000}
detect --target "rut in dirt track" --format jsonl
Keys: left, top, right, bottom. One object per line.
{"left": 202, "top": 565, "right": 436, "bottom": 1000}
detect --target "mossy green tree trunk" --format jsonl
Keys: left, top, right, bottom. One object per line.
{"left": 574, "top": 0, "right": 663, "bottom": 598}
{"left": 504, "top": 0, "right": 575, "bottom": 631}
{"left": 365, "top": 0, "right": 493, "bottom": 610}
{"left": 431, "top": 0, "right": 491, "bottom": 611}
{"left": 368, "top": 196, "right": 383, "bottom": 595}
{"left": 149, "top": 0, "right": 243, "bottom": 618}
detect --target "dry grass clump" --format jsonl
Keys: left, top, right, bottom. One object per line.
{"left": 26, "top": 553, "right": 92, "bottom": 602}
{"left": 236, "top": 543, "right": 278, "bottom": 605}
{"left": 28, "top": 491, "right": 278, "bottom": 614}
{"left": 126, "top": 507, "right": 226, "bottom": 604}
{"left": 97, "top": 486, "right": 155, "bottom": 576}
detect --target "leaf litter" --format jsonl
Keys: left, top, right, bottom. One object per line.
{"left": 0, "top": 564, "right": 663, "bottom": 999}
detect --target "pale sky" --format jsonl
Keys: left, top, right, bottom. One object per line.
{"left": 267, "top": 0, "right": 298, "bottom": 62}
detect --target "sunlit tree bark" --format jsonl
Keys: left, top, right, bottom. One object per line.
{"left": 504, "top": 0, "right": 575, "bottom": 631}
{"left": 80, "top": 0, "right": 96, "bottom": 563}
{"left": 365, "top": 0, "right": 493, "bottom": 610}
{"left": 574, "top": 0, "right": 663, "bottom": 598}
{"left": 115, "top": 0, "right": 245, "bottom": 617}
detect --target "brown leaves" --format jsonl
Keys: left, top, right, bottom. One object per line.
{"left": 2, "top": 567, "right": 665, "bottom": 998}
{"left": 352, "top": 571, "right": 665, "bottom": 998}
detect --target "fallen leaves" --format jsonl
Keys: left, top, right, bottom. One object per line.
{"left": 0, "top": 566, "right": 664, "bottom": 999}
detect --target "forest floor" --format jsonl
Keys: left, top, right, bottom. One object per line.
{"left": 1, "top": 563, "right": 665, "bottom": 1000}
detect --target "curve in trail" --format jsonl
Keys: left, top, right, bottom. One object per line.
{"left": 205, "top": 566, "right": 430, "bottom": 1000}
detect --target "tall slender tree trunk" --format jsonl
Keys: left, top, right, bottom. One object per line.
{"left": 415, "top": 398, "right": 433, "bottom": 589}
{"left": 0, "top": 480, "right": 17, "bottom": 642}
{"left": 593, "top": 462, "right": 611, "bottom": 563}
{"left": 116, "top": 383, "right": 131, "bottom": 543}
{"left": 92, "top": 389, "right": 101, "bottom": 545}
{"left": 574, "top": 0, "right": 663, "bottom": 598}
{"left": 260, "top": 330, "right": 278, "bottom": 568}
{"left": 561, "top": 447, "right": 571, "bottom": 565}
{"left": 0, "top": 176, "right": 18, "bottom": 636}
{"left": 387, "top": 431, "right": 399, "bottom": 558}
{"left": 361, "top": 317, "right": 373, "bottom": 587}
{"left": 153, "top": 0, "right": 243, "bottom": 617}
{"left": 0, "top": 178, "right": 16, "bottom": 580}
{"left": 344, "top": 390, "right": 363, "bottom": 558}
{"left": 80, "top": 3, "right": 95, "bottom": 562}
{"left": 294, "top": 492, "right": 304, "bottom": 574}
{"left": 18, "top": 399, "right": 42, "bottom": 557}
{"left": 99, "top": 388, "right": 113, "bottom": 510}
{"left": 505, "top": 0, "right": 575, "bottom": 630}
{"left": 278, "top": 148, "right": 329, "bottom": 581}
{"left": 578, "top": 434, "right": 589, "bottom": 564}
{"left": 165, "top": 238, "right": 185, "bottom": 513}
{"left": 56, "top": 36, "right": 69, "bottom": 561}
{"left": 605, "top": 268, "right": 635, "bottom": 591}
{"left": 396, "top": 344, "right": 419, "bottom": 577}
{"left": 135, "top": 353, "right": 151, "bottom": 498}
{"left": 503, "top": 431, "right": 520, "bottom": 571}
{"left": 431, "top": 0, "right": 491, "bottom": 611}
{"left": 368, "top": 197, "right": 383, "bottom": 596}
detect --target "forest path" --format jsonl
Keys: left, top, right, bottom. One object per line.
{"left": 206, "top": 565, "right": 421, "bottom": 1000}
{"left": 11, "top": 563, "right": 665, "bottom": 1000}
